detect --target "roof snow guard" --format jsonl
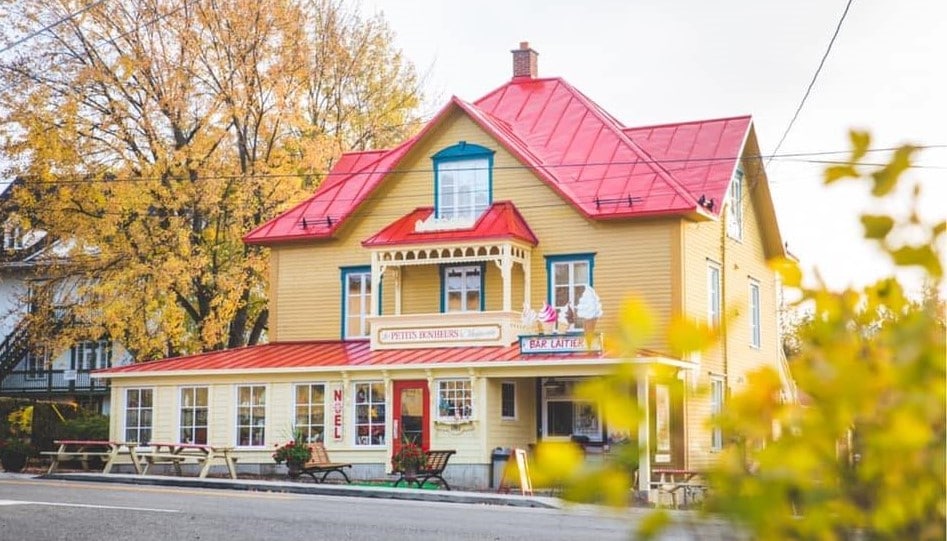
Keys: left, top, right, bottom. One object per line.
{"left": 244, "top": 75, "right": 752, "bottom": 247}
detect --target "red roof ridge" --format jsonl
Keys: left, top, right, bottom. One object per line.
{"left": 554, "top": 78, "right": 698, "bottom": 208}
{"left": 623, "top": 114, "right": 753, "bottom": 132}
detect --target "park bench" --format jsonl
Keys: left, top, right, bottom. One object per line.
{"left": 289, "top": 443, "right": 352, "bottom": 483}
{"left": 393, "top": 449, "right": 456, "bottom": 490}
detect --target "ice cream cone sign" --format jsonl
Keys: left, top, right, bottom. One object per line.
{"left": 575, "top": 287, "right": 603, "bottom": 344}
{"left": 538, "top": 302, "right": 557, "bottom": 334}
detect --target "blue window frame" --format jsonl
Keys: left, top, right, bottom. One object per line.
{"left": 340, "top": 266, "right": 379, "bottom": 339}
{"left": 440, "top": 263, "right": 486, "bottom": 313}
{"left": 432, "top": 142, "right": 494, "bottom": 220}
{"left": 545, "top": 254, "right": 595, "bottom": 327}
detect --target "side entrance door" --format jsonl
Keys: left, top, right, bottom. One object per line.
{"left": 393, "top": 380, "right": 430, "bottom": 458}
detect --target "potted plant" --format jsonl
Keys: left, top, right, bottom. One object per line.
{"left": 272, "top": 437, "right": 312, "bottom": 478}
{"left": 392, "top": 439, "right": 426, "bottom": 481}
{"left": 0, "top": 438, "right": 34, "bottom": 473}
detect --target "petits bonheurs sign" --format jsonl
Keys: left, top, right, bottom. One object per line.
{"left": 519, "top": 333, "right": 601, "bottom": 354}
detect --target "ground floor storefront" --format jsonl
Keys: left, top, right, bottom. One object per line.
{"left": 96, "top": 341, "right": 702, "bottom": 491}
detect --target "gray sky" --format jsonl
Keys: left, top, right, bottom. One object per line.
{"left": 366, "top": 0, "right": 947, "bottom": 294}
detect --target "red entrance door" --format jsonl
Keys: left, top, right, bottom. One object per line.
{"left": 392, "top": 380, "right": 430, "bottom": 456}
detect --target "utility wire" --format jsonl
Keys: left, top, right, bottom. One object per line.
{"left": 767, "top": 0, "right": 855, "bottom": 165}
{"left": 6, "top": 145, "right": 943, "bottom": 188}
{"left": 0, "top": 0, "right": 109, "bottom": 55}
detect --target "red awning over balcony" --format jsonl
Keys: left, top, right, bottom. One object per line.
{"left": 362, "top": 201, "right": 538, "bottom": 248}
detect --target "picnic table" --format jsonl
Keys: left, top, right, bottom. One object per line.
{"left": 651, "top": 468, "right": 706, "bottom": 508}
{"left": 140, "top": 442, "right": 238, "bottom": 479}
{"left": 42, "top": 440, "right": 141, "bottom": 475}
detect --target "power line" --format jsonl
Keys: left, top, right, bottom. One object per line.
{"left": 7, "top": 145, "right": 943, "bottom": 188}
{"left": 0, "top": 0, "right": 109, "bottom": 55}
{"left": 767, "top": 0, "right": 855, "bottom": 165}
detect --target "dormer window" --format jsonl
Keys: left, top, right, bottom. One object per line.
{"left": 3, "top": 225, "right": 24, "bottom": 250}
{"left": 432, "top": 142, "right": 494, "bottom": 222}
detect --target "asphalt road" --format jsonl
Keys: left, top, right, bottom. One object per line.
{"left": 0, "top": 476, "right": 735, "bottom": 540}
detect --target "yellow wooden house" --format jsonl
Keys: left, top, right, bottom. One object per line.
{"left": 96, "top": 43, "right": 790, "bottom": 490}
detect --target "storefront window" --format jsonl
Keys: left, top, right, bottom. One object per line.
{"left": 236, "top": 385, "right": 266, "bottom": 447}
{"left": 295, "top": 383, "right": 326, "bottom": 443}
{"left": 354, "top": 382, "right": 386, "bottom": 446}
{"left": 179, "top": 386, "right": 208, "bottom": 444}
{"left": 543, "top": 379, "right": 601, "bottom": 441}
{"left": 437, "top": 379, "right": 473, "bottom": 420}
{"left": 124, "top": 388, "right": 153, "bottom": 444}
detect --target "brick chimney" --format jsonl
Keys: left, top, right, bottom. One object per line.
{"left": 511, "top": 41, "right": 538, "bottom": 79}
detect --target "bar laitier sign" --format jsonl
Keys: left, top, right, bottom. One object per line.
{"left": 519, "top": 333, "right": 600, "bottom": 354}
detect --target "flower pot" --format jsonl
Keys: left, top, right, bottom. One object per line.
{"left": 403, "top": 466, "right": 418, "bottom": 483}
{"left": 1, "top": 451, "right": 28, "bottom": 473}
{"left": 287, "top": 461, "right": 304, "bottom": 478}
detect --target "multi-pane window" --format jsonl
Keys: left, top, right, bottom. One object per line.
{"left": 354, "top": 382, "right": 386, "bottom": 446}
{"left": 749, "top": 281, "right": 761, "bottom": 349}
{"left": 443, "top": 265, "right": 482, "bottom": 312}
{"left": 294, "top": 383, "right": 326, "bottom": 444}
{"left": 124, "top": 388, "right": 153, "bottom": 444}
{"left": 24, "top": 350, "right": 47, "bottom": 379}
{"left": 236, "top": 385, "right": 266, "bottom": 447}
{"left": 708, "top": 263, "right": 721, "bottom": 327}
{"left": 343, "top": 268, "right": 371, "bottom": 339}
{"left": 727, "top": 169, "right": 744, "bottom": 240}
{"left": 71, "top": 340, "right": 112, "bottom": 370}
{"left": 437, "top": 379, "right": 474, "bottom": 420}
{"left": 3, "top": 225, "right": 23, "bottom": 250}
{"left": 501, "top": 382, "right": 516, "bottom": 420}
{"left": 711, "top": 377, "right": 725, "bottom": 451}
{"left": 179, "top": 387, "right": 208, "bottom": 444}
{"left": 436, "top": 158, "right": 490, "bottom": 220}
{"left": 549, "top": 256, "right": 593, "bottom": 328}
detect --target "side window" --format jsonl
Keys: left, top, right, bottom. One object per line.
{"left": 500, "top": 382, "right": 516, "bottom": 420}
{"left": 442, "top": 265, "right": 483, "bottom": 312}
{"left": 708, "top": 262, "right": 721, "bottom": 327}
{"left": 710, "top": 377, "right": 725, "bottom": 451}
{"left": 727, "top": 169, "right": 744, "bottom": 240}
{"left": 342, "top": 267, "right": 372, "bottom": 339}
{"left": 124, "top": 388, "right": 154, "bottom": 443}
{"left": 546, "top": 255, "right": 594, "bottom": 328}
{"left": 749, "top": 280, "right": 761, "bottom": 348}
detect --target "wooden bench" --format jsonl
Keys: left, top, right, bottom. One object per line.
{"left": 290, "top": 443, "right": 352, "bottom": 484}
{"left": 393, "top": 449, "right": 456, "bottom": 490}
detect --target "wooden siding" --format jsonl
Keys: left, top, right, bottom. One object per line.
{"left": 681, "top": 153, "right": 781, "bottom": 469}
{"left": 270, "top": 111, "right": 676, "bottom": 352}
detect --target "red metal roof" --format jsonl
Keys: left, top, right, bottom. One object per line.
{"left": 94, "top": 341, "right": 604, "bottom": 375}
{"left": 623, "top": 116, "right": 751, "bottom": 211}
{"left": 361, "top": 201, "right": 538, "bottom": 247}
{"left": 245, "top": 77, "right": 752, "bottom": 246}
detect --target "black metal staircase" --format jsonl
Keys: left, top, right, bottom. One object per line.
{"left": 0, "top": 325, "right": 31, "bottom": 384}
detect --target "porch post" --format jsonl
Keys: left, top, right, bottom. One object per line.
{"left": 370, "top": 253, "right": 383, "bottom": 317}
{"left": 636, "top": 366, "right": 651, "bottom": 500}
{"left": 500, "top": 247, "right": 513, "bottom": 312}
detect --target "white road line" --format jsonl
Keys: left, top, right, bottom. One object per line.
{"left": 0, "top": 499, "right": 178, "bottom": 513}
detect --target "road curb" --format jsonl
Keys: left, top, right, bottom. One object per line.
{"left": 41, "top": 473, "right": 562, "bottom": 509}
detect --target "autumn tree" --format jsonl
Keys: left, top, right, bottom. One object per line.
{"left": 0, "top": 0, "right": 422, "bottom": 360}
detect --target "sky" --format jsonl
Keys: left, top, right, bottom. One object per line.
{"left": 364, "top": 0, "right": 947, "bottom": 295}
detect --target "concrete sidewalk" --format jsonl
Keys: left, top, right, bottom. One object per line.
{"left": 33, "top": 472, "right": 562, "bottom": 509}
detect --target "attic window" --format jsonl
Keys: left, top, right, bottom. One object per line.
{"left": 3, "top": 225, "right": 24, "bottom": 250}
{"left": 727, "top": 169, "right": 744, "bottom": 241}
{"left": 431, "top": 142, "right": 495, "bottom": 224}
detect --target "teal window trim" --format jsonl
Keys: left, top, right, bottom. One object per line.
{"left": 340, "top": 266, "right": 380, "bottom": 340}
{"left": 439, "top": 262, "right": 486, "bottom": 313}
{"left": 544, "top": 253, "right": 596, "bottom": 305}
{"left": 432, "top": 141, "right": 495, "bottom": 219}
